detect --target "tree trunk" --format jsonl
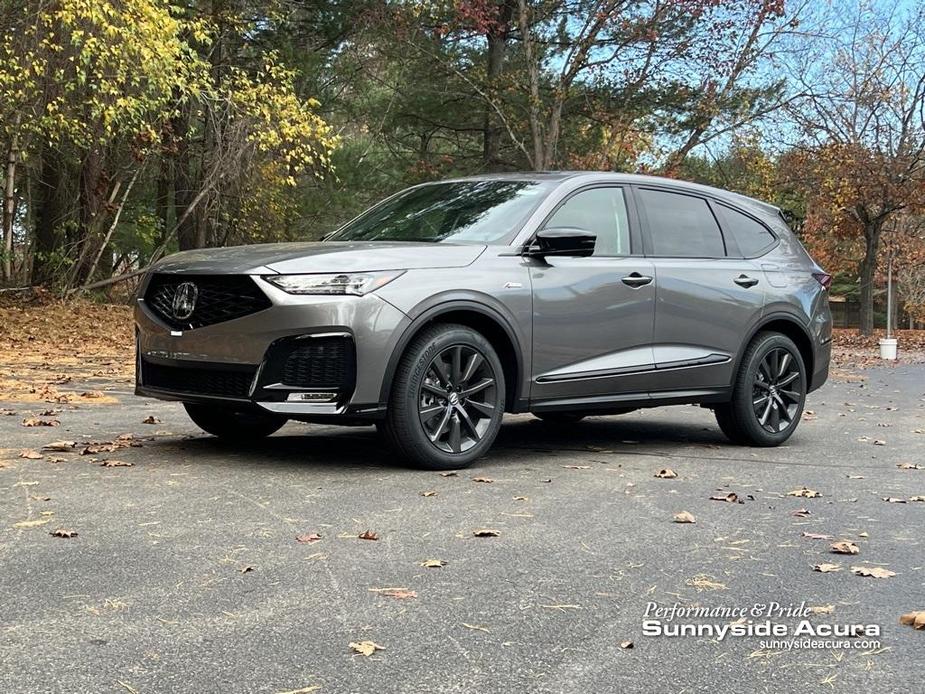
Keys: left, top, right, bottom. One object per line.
{"left": 517, "top": 0, "right": 543, "bottom": 170}
{"left": 173, "top": 104, "right": 201, "bottom": 251}
{"left": 33, "top": 148, "right": 68, "bottom": 287}
{"left": 71, "top": 148, "right": 108, "bottom": 285}
{"left": 2, "top": 132, "right": 18, "bottom": 283}
{"left": 857, "top": 222, "right": 882, "bottom": 336}
{"left": 482, "top": 1, "right": 514, "bottom": 171}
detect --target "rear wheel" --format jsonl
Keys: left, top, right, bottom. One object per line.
{"left": 380, "top": 324, "right": 505, "bottom": 470}
{"left": 184, "top": 403, "right": 286, "bottom": 441}
{"left": 715, "top": 331, "right": 806, "bottom": 446}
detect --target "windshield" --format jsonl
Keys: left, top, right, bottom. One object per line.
{"left": 327, "top": 180, "right": 552, "bottom": 244}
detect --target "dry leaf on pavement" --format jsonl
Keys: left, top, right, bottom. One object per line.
{"left": 654, "top": 468, "right": 678, "bottom": 479}
{"left": 100, "top": 459, "right": 133, "bottom": 467}
{"left": 788, "top": 487, "right": 821, "bottom": 498}
{"left": 673, "top": 511, "right": 696, "bottom": 524}
{"left": 42, "top": 441, "right": 75, "bottom": 451}
{"left": 897, "top": 463, "right": 922, "bottom": 470}
{"left": 19, "top": 449, "right": 42, "bottom": 459}
{"left": 296, "top": 533, "right": 322, "bottom": 544}
{"left": 619, "top": 640, "right": 634, "bottom": 649}
{"left": 851, "top": 566, "right": 896, "bottom": 578}
{"left": 142, "top": 415, "right": 161, "bottom": 424}
{"left": 830, "top": 541, "right": 860, "bottom": 555}
{"left": 50, "top": 528, "right": 78, "bottom": 538}
{"left": 358, "top": 530, "right": 379, "bottom": 541}
{"left": 349, "top": 641, "right": 384, "bottom": 656}
{"left": 370, "top": 588, "right": 416, "bottom": 599}
{"left": 814, "top": 563, "right": 842, "bottom": 573}
{"left": 899, "top": 611, "right": 925, "bottom": 629}
{"left": 473, "top": 528, "right": 500, "bottom": 537}
{"left": 419, "top": 490, "right": 438, "bottom": 497}
{"left": 710, "top": 492, "right": 739, "bottom": 503}
{"left": 420, "top": 559, "right": 446, "bottom": 568}
{"left": 473, "top": 477, "right": 493, "bottom": 483}
{"left": 802, "top": 532, "right": 833, "bottom": 540}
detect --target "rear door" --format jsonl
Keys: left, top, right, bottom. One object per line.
{"left": 634, "top": 186, "right": 766, "bottom": 393}
{"left": 529, "top": 186, "right": 656, "bottom": 404}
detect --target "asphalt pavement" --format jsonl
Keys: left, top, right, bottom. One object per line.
{"left": 1, "top": 364, "right": 923, "bottom": 693}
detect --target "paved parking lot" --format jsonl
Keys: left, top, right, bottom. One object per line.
{"left": 1, "top": 364, "right": 923, "bottom": 693}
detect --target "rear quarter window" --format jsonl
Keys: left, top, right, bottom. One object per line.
{"left": 716, "top": 204, "right": 777, "bottom": 257}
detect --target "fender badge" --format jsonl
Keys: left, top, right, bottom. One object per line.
{"left": 503, "top": 282, "right": 523, "bottom": 289}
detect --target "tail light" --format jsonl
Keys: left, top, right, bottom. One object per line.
{"left": 812, "top": 272, "right": 832, "bottom": 290}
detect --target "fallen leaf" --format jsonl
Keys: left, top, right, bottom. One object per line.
{"left": 802, "top": 532, "right": 833, "bottom": 540}
{"left": 619, "top": 640, "right": 634, "bottom": 649}
{"left": 792, "top": 508, "right": 812, "bottom": 518}
{"left": 142, "top": 415, "right": 161, "bottom": 424}
{"left": 562, "top": 465, "right": 590, "bottom": 470}
{"left": 710, "top": 492, "right": 739, "bottom": 503}
{"left": 239, "top": 565, "right": 255, "bottom": 574}
{"left": 50, "top": 528, "right": 78, "bottom": 538}
{"left": 420, "top": 559, "right": 446, "bottom": 568}
{"left": 439, "top": 471, "right": 458, "bottom": 477}
{"left": 472, "top": 477, "right": 493, "bottom": 483}
{"left": 899, "top": 611, "right": 925, "bottom": 630}
{"left": 673, "top": 511, "right": 696, "bottom": 524}
{"left": 809, "top": 605, "right": 834, "bottom": 615}
{"left": 81, "top": 443, "right": 119, "bottom": 455}
{"left": 358, "top": 530, "right": 379, "bottom": 541}
{"left": 419, "top": 490, "right": 438, "bottom": 497}
{"left": 513, "top": 496, "right": 528, "bottom": 501}
{"left": 802, "top": 410, "right": 817, "bottom": 420}
{"left": 296, "top": 533, "right": 322, "bottom": 544}
{"left": 831, "top": 540, "right": 860, "bottom": 555}
{"left": 473, "top": 528, "right": 500, "bottom": 537}
{"left": 788, "top": 487, "right": 821, "bottom": 498}
{"left": 654, "top": 468, "right": 678, "bottom": 479}
{"left": 42, "top": 441, "right": 75, "bottom": 452}
{"left": 883, "top": 497, "right": 907, "bottom": 504}
{"left": 897, "top": 463, "right": 922, "bottom": 470}
{"left": 846, "top": 474, "right": 865, "bottom": 479}
{"left": 22, "top": 418, "right": 59, "bottom": 427}
{"left": 19, "top": 449, "right": 43, "bottom": 459}
{"left": 14, "top": 518, "right": 51, "bottom": 528}
{"left": 851, "top": 566, "right": 896, "bottom": 578}
{"left": 461, "top": 623, "right": 490, "bottom": 633}
{"left": 349, "top": 640, "right": 384, "bottom": 657}
{"left": 873, "top": 440, "right": 886, "bottom": 446}
{"left": 80, "top": 390, "right": 105, "bottom": 399}
{"left": 370, "top": 588, "right": 416, "bottom": 600}
{"left": 100, "top": 459, "right": 133, "bottom": 467}
{"left": 814, "top": 563, "right": 842, "bottom": 573}
{"left": 910, "top": 496, "right": 925, "bottom": 502}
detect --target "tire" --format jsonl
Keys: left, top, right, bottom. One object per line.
{"left": 184, "top": 402, "right": 286, "bottom": 441}
{"left": 533, "top": 412, "right": 585, "bottom": 424}
{"left": 380, "top": 323, "right": 506, "bottom": 470}
{"left": 715, "top": 331, "right": 807, "bottom": 446}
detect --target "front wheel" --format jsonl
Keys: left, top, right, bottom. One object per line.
{"left": 380, "top": 323, "right": 506, "bottom": 470}
{"left": 184, "top": 403, "right": 286, "bottom": 442}
{"left": 715, "top": 331, "right": 806, "bottom": 446}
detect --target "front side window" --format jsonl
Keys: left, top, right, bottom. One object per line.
{"left": 542, "top": 187, "right": 630, "bottom": 256}
{"left": 638, "top": 189, "right": 725, "bottom": 258}
{"left": 327, "top": 180, "right": 553, "bottom": 244}
{"left": 716, "top": 204, "right": 777, "bottom": 257}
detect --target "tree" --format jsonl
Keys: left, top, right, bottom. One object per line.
{"left": 784, "top": 2, "right": 925, "bottom": 334}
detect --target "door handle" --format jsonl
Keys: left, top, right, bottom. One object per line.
{"left": 622, "top": 272, "right": 653, "bottom": 288}
{"left": 734, "top": 274, "right": 759, "bottom": 288}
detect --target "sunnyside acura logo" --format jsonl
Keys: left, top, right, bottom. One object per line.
{"left": 171, "top": 281, "right": 198, "bottom": 321}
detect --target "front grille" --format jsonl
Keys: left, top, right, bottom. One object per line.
{"left": 280, "top": 337, "right": 352, "bottom": 389}
{"left": 141, "top": 358, "right": 256, "bottom": 399}
{"left": 144, "top": 274, "right": 272, "bottom": 330}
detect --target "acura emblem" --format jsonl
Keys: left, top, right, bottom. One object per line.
{"left": 171, "top": 282, "right": 198, "bottom": 321}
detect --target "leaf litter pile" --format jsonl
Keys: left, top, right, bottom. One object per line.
{"left": 0, "top": 294, "right": 133, "bottom": 403}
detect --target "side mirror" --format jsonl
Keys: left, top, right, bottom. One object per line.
{"left": 525, "top": 227, "right": 596, "bottom": 258}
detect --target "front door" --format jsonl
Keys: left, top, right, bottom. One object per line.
{"left": 529, "top": 186, "right": 656, "bottom": 404}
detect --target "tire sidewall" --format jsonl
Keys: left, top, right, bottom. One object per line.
{"left": 735, "top": 333, "right": 806, "bottom": 445}
{"left": 391, "top": 326, "right": 506, "bottom": 469}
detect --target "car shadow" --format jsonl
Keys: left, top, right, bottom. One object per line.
{"left": 142, "top": 410, "right": 731, "bottom": 471}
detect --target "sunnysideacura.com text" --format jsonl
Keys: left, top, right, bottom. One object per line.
{"left": 642, "top": 601, "right": 882, "bottom": 652}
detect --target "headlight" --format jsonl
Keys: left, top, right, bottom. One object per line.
{"left": 262, "top": 270, "right": 405, "bottom": 296}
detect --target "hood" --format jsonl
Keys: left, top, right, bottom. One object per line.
{"left": 151, "top": 241, "right": 487, "bottom": 275}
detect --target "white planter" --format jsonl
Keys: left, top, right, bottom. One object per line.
{"left": 879, "top": 338, "right": 898, "bottom": 360}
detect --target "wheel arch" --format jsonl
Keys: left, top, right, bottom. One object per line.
{"left": 737, "top": 312, "right": 815, "bottom": 383}
{"left": 379, "top": 301, "right": 526, "bottom": 412}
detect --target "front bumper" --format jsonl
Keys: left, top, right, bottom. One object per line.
{"left": 134, "top": 275, "right": 410, "bottom": 417}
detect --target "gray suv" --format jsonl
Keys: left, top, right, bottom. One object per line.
{"left": 135, "top": 172, "right": 832, "bottom": 469}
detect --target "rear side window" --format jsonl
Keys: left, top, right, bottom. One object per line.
{"left": 716, "top": 204, "right": 777, "bottom": 257}
{"left": 638, "top": 189, "right": 725, "bottom": 257}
